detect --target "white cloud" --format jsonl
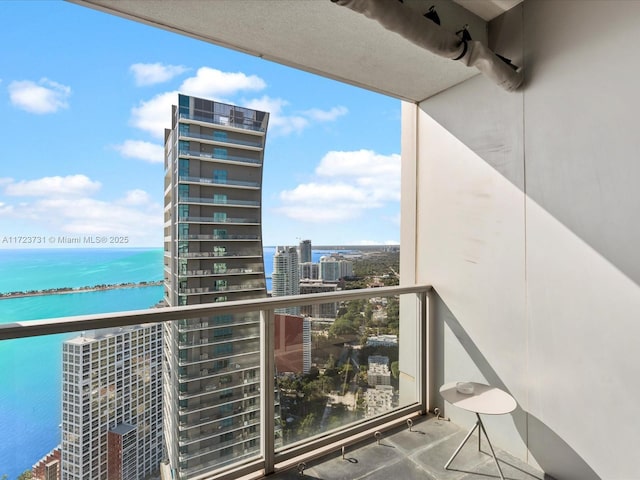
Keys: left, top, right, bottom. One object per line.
{"left": 4, "top": 175, "right": 101, "bottom": 197}
{"left": 119, "top": 189, "right": 152, "bottom": 206}
{"left": 277, "top": 149, "right": 400, "bottom": 223}
{"left": 130, "top": 68, "right": 267, "bottom": 138}
{"left": 180, "top": 67, "right": 266, "bottom": 98}
{"left": 113, "top": 140, "right": 164, "bottom": 163}
{"left": 302, "top": 106, "right": 348, "bottom": 122}
{"left": 129, "top": 68, "right": 346, "bottom": 138}
{"left": 8, "top": 78, "right": 71, "bottom": 114}
{"left": 0, "top": 181, "right": 162, "bottom": 244}
{"left": 130, "top": 91, "right": 177, "bottom": 139}
{"left": 130, "top": 62, "right": 188, "bottom": 86}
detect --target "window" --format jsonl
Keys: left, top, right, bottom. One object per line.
{"left": 178, "top": 158, "right": 189, "bottom": 176}
{"left": 213, "top": 229, "right": 227, "bottom": 240}
{"left": 178, "top": 185, "right": 189, "bottom": 200}
{"left": 214, "top": 263, "right": 227, "bottom": 274}
{"left": 213, "top": 212, "right": 227, "bottom": 222}
{"left": 179, "top": 140, "right": 190, "bottom": 154}
{"left": 213, "top": 327, "right": 232, "bottom": 341}
{"left": 213, "top": 169, "right": 227, "bottom": 183}
{"left": 178, "top": 205, "right": 189, "bottom": 219}
{"left": 179, "top": 123, "right": 190, "bottom": 137}
{"left": 213, "top": 194, "right": 227, "bottom": 204}
{"left": 214, "top": 147, "right": 227, "bottom": 159}
{"left": 214, "top": 344, "right": 232, "bottom": 355}
{"left": 213, "top": 131, "right": 227, "bottom": 142}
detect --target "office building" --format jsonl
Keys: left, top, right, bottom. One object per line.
{"left": 298, "top": 239, "right": 312, "bottom": 264}
{"left": 162, "top": 94, "right": 270, "bottom": 478}
{"left": 272, "top": 246, "right": 300, "bottom": 314}
{"left": 60, "top": 325, "right": 163, "bottom": 480}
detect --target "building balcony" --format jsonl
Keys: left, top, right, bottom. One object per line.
{"left": 178, "top": 196, "right": 260, "bottom": 207}
{"left": 178, "top": 112, "right": 267, "bottom": 134}
{"left": 178, "top": 215, "right": 260, "bottom": 225}
{"left": 178, "top": 267, "right": 263, "bottom": 277}
{"left": 178, "top": 389, "right": 260, "bottom": 416}
{"left": 0, "top": 285, "right": 546, "bottom": 480}
{"left": 177, "top": 317, "right": 258, "bottom": 332}
{"left": 178, "top": 149, "right": 261, "bottom": 166}
{"left": 178, "top": 331, "right": 260, "bottom": 349}
{"left": 178, "top": 251, "right": 262, "bottom": 259}
{"left": 178, "top": 175, "right": 260, "bottom": 189}
{"left": 178, "top": 130, "right": 264, "bottom": 149}
{"left": 179, "top": 416, "right": 261, "bottom": 446}
{"left": 178, "top": 377, "right": 259, "bottom": 401}
{"left": 178, "top": 233, "right": 260, "bottom": 241}
{"left": 179, "top": 430, "right": 261, "bottom": 463}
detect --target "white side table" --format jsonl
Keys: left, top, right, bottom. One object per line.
{"left": 439, "top": 382, "right": 517, "bottom": 480}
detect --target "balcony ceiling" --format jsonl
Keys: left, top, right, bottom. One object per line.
{"left": 70, "top": 0, "right": 523, "bottom": 102}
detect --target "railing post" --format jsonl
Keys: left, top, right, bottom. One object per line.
{"left": 261, "top": 308, "right": 275, "bottom": 475}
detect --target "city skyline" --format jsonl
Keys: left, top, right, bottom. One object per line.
{"left": 0, "top": 2, "right": 401, "bottom": 248}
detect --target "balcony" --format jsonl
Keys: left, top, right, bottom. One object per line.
{"left": 179, "top": 216, "right": 260, "bottom": 225}
{"left": 0, "top": 285, "right": 542, "bottom": 480}
{"left": 179, "top": 234, "right": 260, "bottom": 241}
{"left": 178, "top": 112, "right": 266, "bottom": 134}
{"left": 178, "top": 129, "right": 264, "bottom": 148}
{"left": 178, "top": 175, "right": 260, "bottom": 189}
{"left": 178, "top": 196, "right": 260, "bottom": 207}
{"left": 178, "top": 149, "right": 261, "bottom": 166}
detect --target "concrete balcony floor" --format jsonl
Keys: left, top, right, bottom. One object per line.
{"left": 267, "top": 415, "right": 550, "bottom": 480}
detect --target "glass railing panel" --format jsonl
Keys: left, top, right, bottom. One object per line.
{"left": 275, "top": 293, "right": 416, "bottom": 449}
{"left": 168, "top": 307, "right": 264, "bottom": 478}
{"left": 1, "top": 285, "right": 427, "bottom": 480}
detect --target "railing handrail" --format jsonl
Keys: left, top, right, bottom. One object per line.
{"left": 0, "top": 285, "right": 431, "bottom": 340}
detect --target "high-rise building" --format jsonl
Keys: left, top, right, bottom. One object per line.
{"left": 299, "top": 281, "right": 338, "bottom": 318}
{"left": 298, "top": 261, "right": 318, "bottom": 280}
{"left": 60, "top": 325, "right": 163, "bottom": 480}
{"left": 274, "top": 313, "right": 311, "bottom": 375}
{"left": 272, "top": 246, "right": 300, "bottom": 314}
{"left": 318, "top": 255, "right": 353, "bottom": 282}
{"left": 298, "top": 239, "right": 312, "bottom": 264}
{"left": 163, "top": 94, "right": 270, "bottom": 478}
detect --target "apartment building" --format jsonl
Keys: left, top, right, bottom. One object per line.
{"left": 60, "top": 325, "right": 163, "bottom": 480}
{"left": 272, "top": 246, "right": 300, "bottom": 315}
{"left": 162, "top": 95, "right": 269, "bottom": 478}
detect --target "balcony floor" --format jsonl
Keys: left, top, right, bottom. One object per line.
{"left": 267, "top": 415, "right": 550, "bottom": 480}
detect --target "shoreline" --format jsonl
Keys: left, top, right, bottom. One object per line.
{"left": 0, "top": 280, "right": 163, "bottom": 300}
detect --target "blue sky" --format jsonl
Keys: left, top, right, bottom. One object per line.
{"left": 0, "top": 1, "right": 401, "bottom": 248}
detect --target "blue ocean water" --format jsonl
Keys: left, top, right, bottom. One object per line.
{"left": 0, "top": 246, "right": 336, "bottom": 478}
{"left": 0, "top": 248, "right": 164, "bottom": 479}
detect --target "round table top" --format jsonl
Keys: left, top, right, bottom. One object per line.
{"left": 439, "top": 382, "right": 517, "bottom": 415}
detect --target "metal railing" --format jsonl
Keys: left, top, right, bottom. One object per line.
{"left": 0, "top": 284, "right": 431, "bottom": 480}
{"left": 178, "top": 176, "right": 260, "bottom": 188}
{"left": 179, "top": 149, "right": 261, "bottom": 165}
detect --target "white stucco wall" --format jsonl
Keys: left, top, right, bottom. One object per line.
{"left": 410, "top": 1, "right": 640, "bottom": 478}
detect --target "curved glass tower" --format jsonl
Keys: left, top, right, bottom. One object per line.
{"left": 163, "top": 95, "right": 269, "bottom": 478}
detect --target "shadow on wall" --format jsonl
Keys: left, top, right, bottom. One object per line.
{"left": 432, "top": 292, "right": 600, "bottom": 480}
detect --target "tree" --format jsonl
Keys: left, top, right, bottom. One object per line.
{"left": 18, "top": 471, "right": 33, "bottom": 480}
{"left": 390, "top": 361, "right": 400, "bottom": 379}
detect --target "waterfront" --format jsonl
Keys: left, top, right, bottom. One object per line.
{"left": 0, "top": 246, "right": 346, "bottom": 478}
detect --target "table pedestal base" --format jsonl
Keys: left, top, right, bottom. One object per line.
{"left": 444, "top": 412, "right": 505, "bottom": 480}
